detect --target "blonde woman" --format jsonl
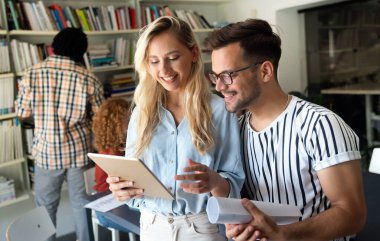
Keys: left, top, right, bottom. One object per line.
{"left": 107, "top": 16, "right": 245, "bottom": 241}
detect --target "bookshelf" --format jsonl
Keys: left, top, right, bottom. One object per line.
{"left": 0, "top": 0, "right": 230, "bottom": 208}
{"left": 0, "top": 114, "right": 29, "bottom": 208}
{"left": 137, "top": 0, "right": 229, "bottom": 63}
{"left": 305, "top": 1, "right": 380, "bottom": 86}
{"left": 305, "top": 0, "right": 380, "bottom": 148}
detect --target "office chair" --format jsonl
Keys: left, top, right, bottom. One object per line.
{"left": 84, "top": 166, "right": 137, "bottom": 241}
{"left": 6, "top": 206, "right": 56, "bottom": 241}
{"left": 369, "top": 148, "right": 380, "bottom": 174}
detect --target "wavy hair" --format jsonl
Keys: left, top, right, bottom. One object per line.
{"left": 92, "top": 98, "right": 132, "bottom": 153}
{"left": 133, "top": 16, "right": 213, "bottom": 156}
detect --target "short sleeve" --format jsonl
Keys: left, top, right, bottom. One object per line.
{"left": 88, "top": 75, "right": 104, "bottom": 113}
{"left": 16, "top": 72, "right": 32, "bottom": 118}
{"left": 309, "top": 113, "right": 361, "bottom": 171}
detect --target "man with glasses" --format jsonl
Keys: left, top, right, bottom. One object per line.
{"left": 206, "top": 19, "right": 366, "bottom": 241}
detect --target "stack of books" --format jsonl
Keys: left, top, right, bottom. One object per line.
{"left": 85, "top": 38, "right": 136, "bottom": 70}
{"left": 86, "top": 43, "right": 116, "bottom": 70}
{"left": 0, "top": 176, "right": 16, "bottom": 204}
{"left": 110, "top": 72, "right": 136, "bottom": 98}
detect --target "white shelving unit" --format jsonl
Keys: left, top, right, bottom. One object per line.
{"left": 0, "top": 110, "right": 30, "bottom": 208}
{"left": 0, "top": 0, "right": 230, "bottom": 209}
{"left": 0, "top": 158, "right": 30, "bottom": 209}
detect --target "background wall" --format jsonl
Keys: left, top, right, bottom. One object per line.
{"left": 222, "top": 0, "right": 348, "bottom": 93}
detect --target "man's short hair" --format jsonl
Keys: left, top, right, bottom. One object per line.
{"left": 207, "top": 19, "right": 281, "bottom": 72}
{"left": 52, "top": 28, "right": 88, "bottom": 63}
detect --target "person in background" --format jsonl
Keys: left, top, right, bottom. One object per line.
{"left": 16, "top": 27, "right": 104, "bottom": 241}
{"left": 106, "top": 16, "right": 245, "bottom": 241}
{"left": 206, "top": 18, "right": 366, "bottom": 241}
{"left": 91, "top": 97, "right": 132, "bottom": 232}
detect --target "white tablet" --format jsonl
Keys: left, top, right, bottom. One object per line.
{"left": 87, "top": 153, "right": 175, "bottom": 200}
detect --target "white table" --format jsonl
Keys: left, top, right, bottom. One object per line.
{"left": 321, "top": 82, "right": 380, "bottom": 146}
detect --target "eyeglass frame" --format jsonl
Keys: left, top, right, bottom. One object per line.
{"left": 208, "top": 61, "right": 264, "bottom": 85}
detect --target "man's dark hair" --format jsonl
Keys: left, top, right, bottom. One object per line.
{"left": 52, "top": 28, "right": 88, "bottom": 63}
{"left": 207, "top": 19, "right": 282, "bottom": 75}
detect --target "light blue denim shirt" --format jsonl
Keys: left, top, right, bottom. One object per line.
{"left": 125, "top": 94, "right": 245, "bottom": 216}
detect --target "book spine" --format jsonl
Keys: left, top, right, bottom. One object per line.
{"left": 76, "top": 9, "right": 90, "bottom": 31}
{"left": 8, "top": 0, "right": 20, "bottom": 29}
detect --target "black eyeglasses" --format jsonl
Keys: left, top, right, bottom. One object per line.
{"left": 208, "top": 62, "right": 263, "bottom": 85}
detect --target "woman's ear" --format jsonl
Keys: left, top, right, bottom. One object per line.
{"left": 192, "top": 45, "right": 200, "bottom": 63}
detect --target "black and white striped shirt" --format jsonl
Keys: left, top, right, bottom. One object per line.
{"left": 240, "top": 96, "right": 361, "bottom": 241}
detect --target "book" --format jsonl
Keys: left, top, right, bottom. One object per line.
{"left": 198, "top": 14, "right": 213, "bottom": 28}
{"left": 188, "top": 11, "right": 204, "bottom": 29}
{"left": 114, "top": 8, "right": 122, "bottom": 30}
{"left": 22, "top": 2, "right": 40, "bottom": 31}
{"left": 83, "top": 7, "right": 95, "bottom": 31}
{"left": 37, "top": 1, "right": 54, "bottom": 30}
{"left": 122, "top": 6, "right": 131, "bottom": 29}
{"left": 100, "top": 6, "right": 111, "bottom": 31}
{"left": 151, "top": 5, "right": 161, "bottom": 20}
{"left": 163, "top": 5, "right": 173, "bottom": 16}
{"left": 128, "top": 7, "right": 136, "bottom": 29}
{"left": 49, "top": 3, "right": 68, "bottom": 29}
{"left": 49, "top": 9, "right": 61, "bottom": 30}
{"left": 49, "top": 9, "right": 64, "bottom": 30}
{"left": 31, "top": 2, "right": 45, "bottom": 30}
{"left": 92, "top": 6, "right": 104, "bottom": 31}
{"left": 17, "top": 1, "right": 30, "bottom": 30}
{"left": 42, "top": 4, "right": 57, "bottom": 31}
{"left": 107, "top": 5, "right": 118, "bottom": 31}
{"left": 63, "top": 6, "right": 78, "bottom": 28}
{"left": 185, "top": 11, "right": 199, "bottom": 29}
{"left": 75, "top": 8, "right": 90, "bottom": 31}
{"left": 8, "top": 0, "right": 20, "bottom": 30}
{"left": 145, "top": 7, "right": 151, "bottom": 24}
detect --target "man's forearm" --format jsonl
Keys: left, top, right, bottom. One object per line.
{"left": 279, "top": 205, "right": 365, "bottom": 241}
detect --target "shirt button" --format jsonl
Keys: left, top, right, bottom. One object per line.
{"left": 168, "top": 186, "right": 172, "bottom": 191}
{"left": 168, "top": 218, "right": 174, "bottom": 224}
{"left": 169, "top": 160, "right": 173, "bottom": 164}
{"left": 171, "top": 131, "right": 175, "bottom": 135}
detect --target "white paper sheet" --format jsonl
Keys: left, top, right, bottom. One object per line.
{"left": 206, "top": 197, "right": 301, "bottom": 224}
{"left": 84, "top": 193, "right": 125, "bottom": 212}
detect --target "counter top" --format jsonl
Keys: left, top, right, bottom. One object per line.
{"left": 321, "top": 82, "right": 380, "bottom": 95}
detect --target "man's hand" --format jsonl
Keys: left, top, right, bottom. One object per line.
{"left": 226, "top": 198, "right": 282, "bottom": 241}
{"left": 106, "top": 176, "right": 144, "bottom": 201}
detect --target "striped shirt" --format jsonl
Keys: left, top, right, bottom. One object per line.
{"left": 240, "top": 96, "right": 360, "bottom": 241}
{"left": 16, "top": 55, "right": 104, "bottom": 170}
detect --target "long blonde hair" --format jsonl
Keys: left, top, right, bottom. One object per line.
{"left": 133, "top": 16, "right": 214, "bottom": 156}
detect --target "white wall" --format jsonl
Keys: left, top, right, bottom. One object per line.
{"left": 223, "top": 0, "right": 347, "bottom": 93}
